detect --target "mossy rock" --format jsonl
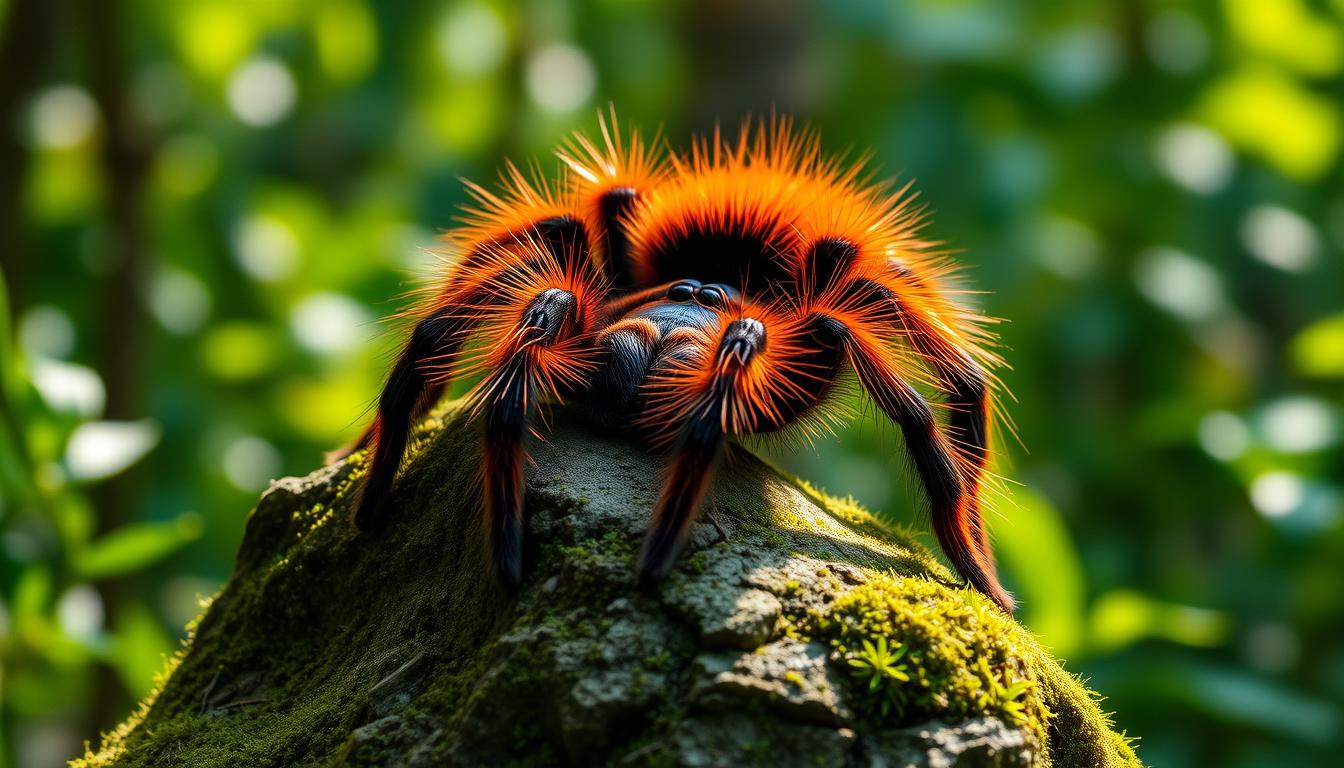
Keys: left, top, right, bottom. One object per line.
{"left": 74, "top": 401, "right": 1140, "bottom": 768}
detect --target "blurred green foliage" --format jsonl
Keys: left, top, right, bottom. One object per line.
{"left": 1, "top": 0, "right": 1342, "bottom": 766}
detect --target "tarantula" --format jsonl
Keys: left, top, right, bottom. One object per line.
{"left": 340, "top": 115, "right": 1014, "bottom": 613}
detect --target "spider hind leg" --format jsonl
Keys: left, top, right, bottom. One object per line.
{"left": 352, "top": 308, "right": 469, "bottom": 532}
{"left": 819, "top": 305, "right": 1013, "bottom": 614}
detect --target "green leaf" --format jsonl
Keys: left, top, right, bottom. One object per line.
{"left": 1089, "top": 588, "right": 1229, "bottom": 653}
{"left": 108, "top": 603, "right": 175, "bottom": 699}
{"left": 1289, "top": 312, "right": 1344, "bottom": 378}
{"left": 987, "top": 482, "right": 1087, "bottom": 656}
{"left": 75, "top": 513, "right": 204, "bottom": 580}
{"left": 12, "top": 567, "right": 53, "bottom": 625}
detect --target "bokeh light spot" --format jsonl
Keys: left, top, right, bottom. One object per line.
{"left": 234, "top": 214, "right": 300, "bottom": 282}
{"left": 27, "top": 85, "right": 98, "bottom": 149}
{"left": 1202, "top": 67, "right": 1340, "bottom": 180}
{"left": 150, "top": 269, "right": 213, "bottom": 335}
{"left": 1259, "top": 396, "right": 1337, "bottom": 454}
{"left": 1145, "top": 9, "right": 1209, "bottom": 74}
{"left": 66, "top": 420, "right": 162, "bottom": 481}
{"left": 31, "top": 359, "right": 105, "bottom": 419}
{"left": 157, "top": 134, "right": 220, "bottom": 197}
{"left": 223, "top": 436, "right": 283, "bottom": 492}
{"left": 1250, "top": 471, "right": 1305, "bottom": 518}
{"left": 1154, "top": 123, "right": 1234, "bottom": 195}
{"left": 1240, "top": 205, "right": 1318, "bottom": 272}
{"left": 1198, "top": 411, "right": 1250, "bottom": 461}
{"left": 1032, "top": 216, "right": 1102, "bottom": 280}
{"left": 1133, "top": 247, "right": 1224, "bottom": 322}
{"left": 290, "top": 293, "right": 371, "bottom": 355}
{"left": 19, "top": 305, "right": 76, "bottom": 359}
{"left": 316, "top": 0, "right": 379, "bottom": 84}
{"left": 57, "top": 585, "right": 105, "bottom": 642}
{"left": 227, "top": 57, "right": 297, "bottom": 127}
{"left": 526, "top": 44, "right": 597, "bottom": 113}
{"left": 437, "top": 3, "right": 508, "bottom": 75}
{"left": 1033, "top": 25, "right": 1120, "bottom": 101}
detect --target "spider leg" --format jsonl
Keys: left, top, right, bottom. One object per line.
{"left": 816, "top": 313, "right": 1012, "bottom": 612}
{"left": 787, "top": 231, "right": 1010, "bottom": 610}
{"left": 351, "top": 216, "right": 592, "bottom": 534}
{"left": 477, "top": 286, "right": 589, "bottom": 587}
{"left": 844, "top": 275, "right": 1003, "bottom": 594}
{"left": 891, "top": 293, "right": 994, "bottom": 563}
{"left": 634, "top": 302, "right": 850, "bottom": 583}
{"left": 636, "top": 320, "right": 765, "bottom": 583}
{"left": 597, "top": 186, "right": 640, "bottom": 288}
{"left": 351, "top": 300, "right": 479, "bottom": 533}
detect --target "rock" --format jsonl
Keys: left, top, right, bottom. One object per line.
{"left": 862, "top": 718, "right": 1035, "bottom": 768}
{"left": 73, "top": 403, "right": 1141, "bottom": 768}
{"left": 690, "top": 638, "right": 852, "bottom": 726}
{"left": 666, "top": 580, "right": 782, "bottom": 649}
{"left": 669, "top": 712, "right": 856, "bottom": 768}
{"left": 342, "top": 715, "right": 443, "bottom": 768}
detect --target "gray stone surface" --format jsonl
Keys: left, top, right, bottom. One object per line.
{"left": 862, "top": 718, "right": 1036, "bottom": 768}
{"left": 691, "top": 638, "right": 853, "bottom": 726}
{"left": 76, "top": 407, "right": 1136, "bottom": 768}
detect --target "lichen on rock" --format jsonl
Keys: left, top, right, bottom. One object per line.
{"left": 73, "top": 401, "right": 1140, "bottom": 767}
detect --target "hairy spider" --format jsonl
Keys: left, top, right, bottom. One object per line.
{"left": 338, "top": 114, "right": 1014, "bottom": 613}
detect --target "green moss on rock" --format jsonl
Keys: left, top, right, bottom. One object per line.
{"left": 74, "top": 401, "right": 1140, "bottom": 767}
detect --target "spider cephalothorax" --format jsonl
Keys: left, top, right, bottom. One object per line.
{"left": 341, "top": 115, "right": 1015, "bottom": 613}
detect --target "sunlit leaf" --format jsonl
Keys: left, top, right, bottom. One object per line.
{"left": 201, "top": 322, "right": 281, "bottom": 381}
{"left": 12, "top": 567, "right": 53, "bottom": 627}
{"left": 27, "top": 145, "right": 102, "bottom": 222}
{"left": 74, "top": 513, "right": 204, "bottom": 580}
{"left": 1090, "top": 588, "right": 1230, "bottom": 653}
{"left": 170, "top": 1, "right": 256, "bottom": 80}
{"left": 1200, "top": 66, "right": 1340, "bottom": 180}
{"left": 1222, "top": 0, "right": 1343, "bottom": 76}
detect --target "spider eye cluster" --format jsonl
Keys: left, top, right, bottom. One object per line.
{"left": 665, "top": 280, "right": 737, "bottom": 308}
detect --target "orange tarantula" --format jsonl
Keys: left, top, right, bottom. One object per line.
{"left": 339, "top": 114, "right": 1014, "bottom": 613}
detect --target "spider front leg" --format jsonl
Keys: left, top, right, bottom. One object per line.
{"left": 475, "top": 286, "right": 594, "bottom": 586}
{"left": 350, "top": 215, "right": 597, "bottom": 543}
{"left": 636, "top": 319, "right": 764, "bottom": 583}
{"left": 636, "top": 311, "right": 839, "bottom": 583}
